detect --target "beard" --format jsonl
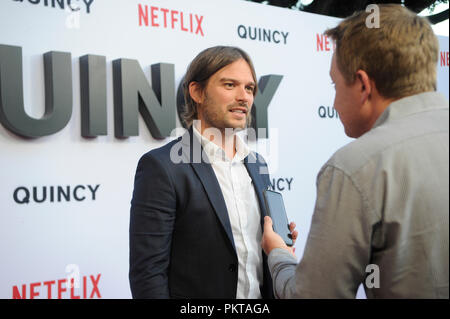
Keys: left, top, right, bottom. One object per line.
{"left": 200, "top": 93, "right": 251, "bottom": 132}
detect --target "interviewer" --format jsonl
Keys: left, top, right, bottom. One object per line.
{"left": 262, "top": 4, "right": 449, "bottom": 299}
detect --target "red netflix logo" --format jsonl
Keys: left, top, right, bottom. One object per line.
{"left": 12, "top": 274, "right": 102, "bottom": 299}
{"left": 138, "top": 4, "right": 204, "bottom": 36}
{"left": 316, "top": 34, "right": 335, "bottom": 52}
{"left": 441, "top": 51, "right": 449, "bottom": 67}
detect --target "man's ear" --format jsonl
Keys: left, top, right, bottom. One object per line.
{"left": 188, "top": 82, "right": 204, "bottom": 105}
{"left": 355, "top": 70, "right": 372, "bottom": 104}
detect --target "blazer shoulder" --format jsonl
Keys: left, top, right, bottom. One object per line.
{"left": 139, "top": 137, "right": 182, "bottom": 164}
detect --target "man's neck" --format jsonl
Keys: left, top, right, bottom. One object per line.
{"left": 194, "top": 123, "right": 237, "bottom": 159}
{"left": 359, "top": 88, "right": 398, "bottom": 137}
{"left": 368, "top": 95, "right": 397, "bottom": 131}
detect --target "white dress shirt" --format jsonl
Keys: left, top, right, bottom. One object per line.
{"left": 193, "top": 126, "right": 263, "bottom": 299}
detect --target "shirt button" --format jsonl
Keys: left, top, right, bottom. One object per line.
{"left": 228, "top": 264, "right": 237, "bottom": 272}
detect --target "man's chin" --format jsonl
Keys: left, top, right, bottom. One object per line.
{"left": 231, "top": 118, "right": 249, "bottom": 130}
{"left": 213, "top": 118, "right": 248, "bottom": 132}
{"left": 225, "top": 124, "right": 246, "bottom": 132}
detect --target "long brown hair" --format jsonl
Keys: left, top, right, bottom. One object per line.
{"left": 181, "top": 46, "right": 257, "bottom": 127}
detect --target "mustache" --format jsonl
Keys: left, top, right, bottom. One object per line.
{"left": 228, "top": 101, "right": 249, "bottom": 111}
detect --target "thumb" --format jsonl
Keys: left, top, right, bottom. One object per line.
{"left": 263, "top": 216, "right": 273, "bottom": 233}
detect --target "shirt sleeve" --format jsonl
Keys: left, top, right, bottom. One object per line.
{"left": 269, "top": 165, "right": 373, "bottom": 298}
{"left": 268, "top": 248, "right": 299, "bottom": 298}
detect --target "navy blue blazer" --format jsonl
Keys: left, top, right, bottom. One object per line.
{"left": 129, "top": 127, "right": 273, "bottom": 298}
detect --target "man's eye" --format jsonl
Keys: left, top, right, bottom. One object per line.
{"left": 246, "top": 86, "right": 255, "bottom": 93}
{"left": 225, "top": 83, "right": 234, "bottom": 88}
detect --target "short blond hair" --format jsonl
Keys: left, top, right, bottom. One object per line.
{"left": 325, "top": 4, "right": 438, "bottom": 99}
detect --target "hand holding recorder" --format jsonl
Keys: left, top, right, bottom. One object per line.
{"left": 261, "top": 189, "right": 298, "bottom": 256}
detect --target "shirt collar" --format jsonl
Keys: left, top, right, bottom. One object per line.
{"left": 193, "top": 124, "right": 250, "bottom": 163}
{"left": 373, "top": 91, "right": 449, "bottom": 129}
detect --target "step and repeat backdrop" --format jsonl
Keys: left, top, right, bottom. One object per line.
{"left": 0, "top": 0, "right": 448, "bottom": 299}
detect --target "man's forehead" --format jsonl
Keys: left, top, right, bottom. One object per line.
{"left": 212, "top": 59, "right": 255, "bottom": 81}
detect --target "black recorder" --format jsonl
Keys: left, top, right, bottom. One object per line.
{"left": 263, "top": 189, "right": 293, "bottom": 246}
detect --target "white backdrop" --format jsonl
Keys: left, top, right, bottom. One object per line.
{"left": 0, "top": 0, "right": 448, "bottom": 299}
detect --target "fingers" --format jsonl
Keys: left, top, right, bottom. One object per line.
{"left": 289, "top": 221, "right": 296, "bottom": 232}
{"left": 289, "top": 221, "right": 298, "bottom": 244}
{"left": 291, "top": 230, "right": 298, "bottom": 240}
{"left": 263, "top": 216, "right": 273, "bottom": 233}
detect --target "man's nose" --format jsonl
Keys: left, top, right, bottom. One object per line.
{"left": 236, "top": 85, "right": 252, "bottom": 103}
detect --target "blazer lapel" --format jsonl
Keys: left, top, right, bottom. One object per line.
{"left": 245, "top": 153, "right": 269, "bottom": 223}
{"left": 183, "top": 127, "right": 237, "bottom": 253}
